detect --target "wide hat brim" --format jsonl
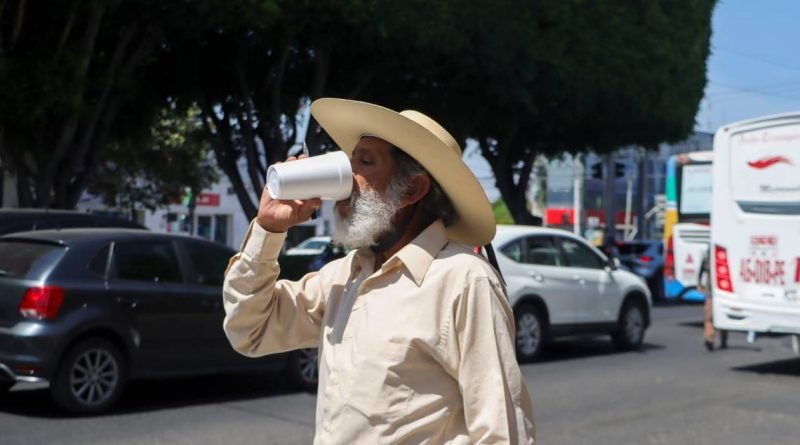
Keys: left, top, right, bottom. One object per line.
{"left": 311, "top": 98, "right": 495, "bottom": 246}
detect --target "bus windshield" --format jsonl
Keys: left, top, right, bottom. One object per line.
{"left": 664, "top": 151, "right": 713, "bottom": 237}
{"left": 677, "top": 162, "right": 713, "bottom": 220}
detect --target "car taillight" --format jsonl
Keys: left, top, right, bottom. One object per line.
{"left": 664, "top": 235, "right": 674, "bottom": 279}
{"left": 714, "top": 245, "right": 734, "bottom": 293}
{"left": 639, "top": 255, "right": 652, "bottom": 263}
{"left": 19, "top": 286, "right": 65, "bottom": 320}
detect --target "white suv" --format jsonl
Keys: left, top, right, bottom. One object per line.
{"left": 492, "top": 225, "right": 652, "bottom": 362}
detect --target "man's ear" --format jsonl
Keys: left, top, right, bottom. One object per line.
{"left": 401, "top": 174, "right": 431, "bottom": 208}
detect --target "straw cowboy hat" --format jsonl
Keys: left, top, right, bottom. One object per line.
{"left": 310, "top": 98, "right": 495, "bottom": 246}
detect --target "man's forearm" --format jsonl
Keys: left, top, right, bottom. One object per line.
{"left": 222, "top": 220, "right": 325, "bottom": 356}
{"left": 222, "top": 221, "right": 288, "bottom": 356}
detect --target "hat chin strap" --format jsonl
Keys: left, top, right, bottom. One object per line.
{"left": 369, "top": 202, "right": 420, "bottom": 255}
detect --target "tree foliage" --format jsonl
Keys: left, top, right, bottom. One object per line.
{"left": 87, "top": 104, "right": 218, "bottom": 215}
{"left": 156, "top": 0, "right": 715, "bottom": 223}
{"left": 0, "top": 0, "right": 169, "bottom": 208}
{"left": 385, "top": 0, "right": 716, "bottom": 223}
{"left": 0, "top": 0, "right": 715, "bottom": 225}
{"left": 0, "top": 0, "right": 250, "bottom": 210}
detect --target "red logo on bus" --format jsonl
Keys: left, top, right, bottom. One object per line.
{"left": 747, "top": 156, "right": 793, "bottom": 169}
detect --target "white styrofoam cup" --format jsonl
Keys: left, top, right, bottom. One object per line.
{"left": 266, "top": 151, "right": 353, "bottom": 201}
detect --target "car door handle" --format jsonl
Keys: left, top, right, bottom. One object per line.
{"left": 572, "top": 275, "right": 586, "bottom": 284}
{"left": 528, "top": 272, "right": 544, "bottom": 282}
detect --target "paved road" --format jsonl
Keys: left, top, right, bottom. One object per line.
{"left": 2, "top": 304, "right": 799, "bottom": 444}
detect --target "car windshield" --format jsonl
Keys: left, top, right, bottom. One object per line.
{"left": 296, "top": 239, "right": 328, "bottom": 250}
{"left": 0, "top": 241, "right": 66, "bottom": 279}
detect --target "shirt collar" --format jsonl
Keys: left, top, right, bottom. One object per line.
{"left": 392, "top": 220, "right": 449, "bottom": 286}
{"left": 350, "top": 247, "right": 375, "bottom": 277}
{"left": 349, "top": 220, "right": 449, "bottom": 286}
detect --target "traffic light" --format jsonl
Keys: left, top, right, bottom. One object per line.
{"left": 614, "top": 162, "right": 626, "bottom": 178}
{"left": 590, "top": 162, "right": 603, "bottom": 179}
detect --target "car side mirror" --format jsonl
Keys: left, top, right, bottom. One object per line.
{"left": 606, "top": 257, "right": 620, "bottom": 271}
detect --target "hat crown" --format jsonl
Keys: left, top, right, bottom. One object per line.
{"left": 400, "top": 110, "right": 462, "bottom": 156}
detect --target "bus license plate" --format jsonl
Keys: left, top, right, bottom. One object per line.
{"left": 740, "top": 258, "right": 786, "bottom": 286}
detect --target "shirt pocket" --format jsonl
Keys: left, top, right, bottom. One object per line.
{"left": 344, "top": 340, "right": 412, "bottom": 423}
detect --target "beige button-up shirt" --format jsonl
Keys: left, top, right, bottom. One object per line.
{"left": 223, "top": 220, "right": 535, "bottom": 444}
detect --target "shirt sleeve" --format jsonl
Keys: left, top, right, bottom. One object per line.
{"left": 222, "top": 220, "right": 326, "bottom": 357}
{"left": 449, "top": 276, "right": 536, "bottom": 444}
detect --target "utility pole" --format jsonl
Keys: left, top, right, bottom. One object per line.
{"left": 604, "top": 153, "right": 617, "bottom": 242}
{"left": 636, "top": 146, "right": 648, "bottom": 239}
{"left": 573, "top": 154, "right": 583, "bottom": 236}
{"left": 624, "top": 168, "right": 633, "bottom": 240}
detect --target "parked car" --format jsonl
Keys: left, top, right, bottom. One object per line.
{"left": 284, "top": 236, "right": 332, "bottom": 256}
{"left": 0, "top": 229, "right": 316, "bottom": 415}
{"left": 492, "top": 225, "right": 652, "bottom": 362}
{"left": 279, "top": 241, "right": 347, "bottom": 280}
{"left": 616, "top": 240, "right": 664, "bottom": 301}
{"left": 0, "top": 209, "right": 146, "bottom": 235}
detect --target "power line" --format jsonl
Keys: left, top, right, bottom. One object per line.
{"left": 713, "top": 45, "right": 800, "bottom": 72}
{"left": 711, "top": 88, "right": 800, "bottom": 102}
{"left": 707, "top": 79, "right": 800, "bottom": 99}
{"left": 706, "top": 80, "right": 800, "bottom": 102}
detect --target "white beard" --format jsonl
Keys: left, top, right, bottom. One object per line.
{"left": 333, "top": 185, "right": 403, "bottom": 250}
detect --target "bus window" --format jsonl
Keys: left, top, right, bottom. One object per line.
{"left": 730, "top": 123, "right": 800, "bottom": 215}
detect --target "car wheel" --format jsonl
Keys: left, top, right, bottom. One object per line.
{"left": 514, "top": 304, "right": 546, "bottom": 362}
{"left": 611, "top": 300, "right": 646, "bottom": 351}
{"left": 286, "top": 348, "right": 318, "bottom": 391}
{"left": 51, "top": 338, "right": 127, "bottom": 415}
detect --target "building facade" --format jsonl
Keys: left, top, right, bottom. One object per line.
{"left": 544, "top": 131, "right": 713, "bottom": 241}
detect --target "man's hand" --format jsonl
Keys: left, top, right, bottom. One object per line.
{"left": 256, "top": 156, "right": 322, "bottom": 233}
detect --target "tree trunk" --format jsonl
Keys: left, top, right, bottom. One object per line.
{"left": 201, "top": 101, "right": 258, "bottom": 220}
{"left": 16, "top": 169, "right": 32, "bottom": 207}
{"left": 507, "top": 151, "right": 541, "bottom": 225}
{"left": 479, "top": 127, "right": 542, "bottom": 226}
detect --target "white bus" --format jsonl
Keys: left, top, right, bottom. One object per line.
{"left": 663, "top": 151, "right": 713, "bottom": 302}
{"left": 711, "top": 113, "right": 800, "bottom": 339}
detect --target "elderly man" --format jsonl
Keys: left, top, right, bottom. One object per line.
{"left": 222, "top": 98, "right": 535, "bottom": 444}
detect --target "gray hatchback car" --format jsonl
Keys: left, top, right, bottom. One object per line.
{"left": 0, "top": 229, "right": 317, "bottom": 414}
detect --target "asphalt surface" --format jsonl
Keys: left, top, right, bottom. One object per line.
{"left": 1, "top": 304, "right": 799, "bottom": 445}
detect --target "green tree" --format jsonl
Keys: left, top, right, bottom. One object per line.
{"left": 389, "top": 0, "right": 716, "bottom": 224}
{"left": 156, "top": 0, "right": 445, "bottom": 219}
{"left": 0, "top": 0, "right": 273, "bottom": 209}
{"left": 87, "top": 104, "right": 218, "bottom": 219}
{"left": 1, "top": 0, "right": 715, "bottom": 226}
{"left": 0, "top": 0, "right": 168, "bottom": 208}
{"left": 159, "top": 0, "right": 714, "bottom": 224}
